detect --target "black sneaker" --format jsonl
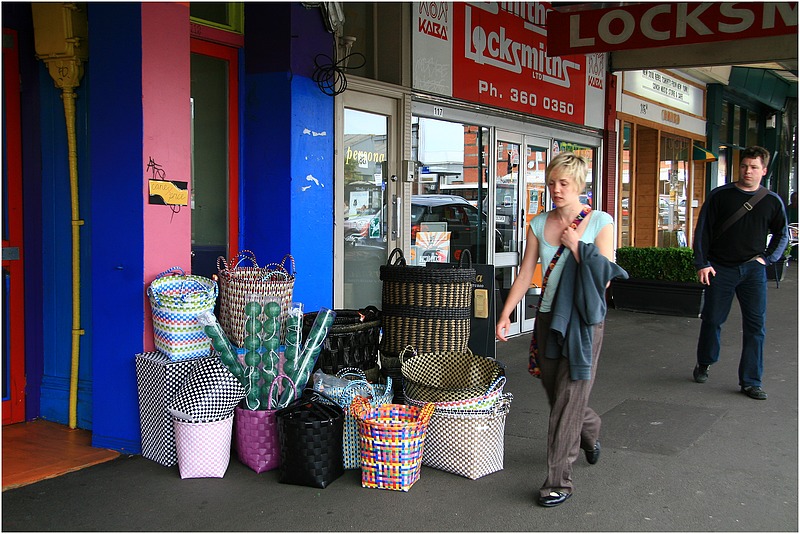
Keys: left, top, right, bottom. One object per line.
{"left": 741, "top": 386, "right": 768, "bottom": 400}
{"left": 693, "top": 364, "right": 710, "bottom": 383}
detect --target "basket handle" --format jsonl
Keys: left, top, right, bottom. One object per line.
{"left": 338, "top": 379, "right": 376, "bottom": 405}
{"left": 154, "top": 266, "right": 186, "bottom": 280}
{"left": 335, "top": 367, "right": 367, "bottom": 381}
{"left": 279, "top": 254, "right": 296, "bottom": 276}
{"left": 418, "top": 402, "right": 435, "bottom": 426}
{"left": 349, "top": 395, "right": 372, "bottom": 420}
{"left": 458, "top": 248, "right": 472, "bottom": 269}
{"left": 387, "top": 247, "right": 406, "bottom": 266}
{"left": 398, "top": 345, "right": 417, "bottom": 364}
{"left": 267, "top": 374, "right": 296, "bottom": 410}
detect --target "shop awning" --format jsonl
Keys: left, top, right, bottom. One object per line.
{"left": 693, "top": 144, "right": 717, "bottom": 162}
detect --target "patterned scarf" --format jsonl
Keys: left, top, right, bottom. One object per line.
{"left": 528, "top": 206, "right": 592, "bottom": 378}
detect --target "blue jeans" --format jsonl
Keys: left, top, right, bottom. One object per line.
{"left": 696, "top": 260, "right": 767, "bottom": 388}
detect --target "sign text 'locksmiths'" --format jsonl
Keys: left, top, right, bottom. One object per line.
{"left": 546, "top": 2, "right": 797, "bottom": 56}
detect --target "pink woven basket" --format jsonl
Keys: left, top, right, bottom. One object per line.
{"left": 234, "top": 375, "right": 295, "bottom": 473}
{"left": 173, "top": 414, "right": 233, "bottom": 479}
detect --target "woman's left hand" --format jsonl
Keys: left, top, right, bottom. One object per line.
{"left": 561, "top": 225, "right": 580, "bottom": 256}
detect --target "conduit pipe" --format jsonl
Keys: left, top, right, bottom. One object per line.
{"left": 32, "top": 3, "right": 88, "bottom": 429}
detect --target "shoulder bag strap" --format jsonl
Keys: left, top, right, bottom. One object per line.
{"left": 715, "top": 186, "right": 769, "bottom": 239}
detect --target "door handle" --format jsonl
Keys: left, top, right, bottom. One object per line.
{"left": 2, "top": 247, "right": 20, "bottom": 261}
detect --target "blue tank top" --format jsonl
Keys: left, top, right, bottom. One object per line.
{"left": 530, "top": 210, "right": 613, "bottom": 312}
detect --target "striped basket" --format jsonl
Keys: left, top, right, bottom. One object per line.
{"left": 351, "top": 396, "right": 434, "bottom": 492}
{"left": 379, "top": 248, "right": 474, "bottom": 358}
{"left": 147, "top": 267, "right": 218, "bottom": 361}
{"left": 216, "top": 250, "right": 296, "bottom": 347}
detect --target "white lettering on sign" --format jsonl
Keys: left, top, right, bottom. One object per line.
{"left": 464, "top": 3, "right": 581, "bottom": 89}
{"left": 550, "top": 2, "right": 798, "bottom": 55}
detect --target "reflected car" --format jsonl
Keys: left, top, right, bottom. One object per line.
{"left": 344, "top": 194, "right": 501, "bottom": 262}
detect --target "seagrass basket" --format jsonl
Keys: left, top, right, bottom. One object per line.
{"left": 379, "top": 248, "right": 474, "bottom": 358}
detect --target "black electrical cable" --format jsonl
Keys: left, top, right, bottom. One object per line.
{"left": 312, "top": 52, "right": 366, "bottom": 96}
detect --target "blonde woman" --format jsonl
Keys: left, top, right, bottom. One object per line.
{"left": 496, "top": 152, "right": 627, "bottom": 507}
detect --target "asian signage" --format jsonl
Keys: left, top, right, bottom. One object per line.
{"left": 547, "top": 2, "right": 798, "bottom": 56}
{"left": 413, "top": 2, "right": 606, "bottom": 129}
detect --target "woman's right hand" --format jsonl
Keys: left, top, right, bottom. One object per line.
{"left": 495, "top": 316, "right": 511, "bottom": 342}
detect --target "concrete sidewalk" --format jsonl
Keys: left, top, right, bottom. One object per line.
{"left": 3, "top": 266, "right": 797, "bottom": 532}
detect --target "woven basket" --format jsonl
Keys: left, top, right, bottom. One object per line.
{"left": 404, "top": 376, "right": 506, "bottom": 411}
{"left": 379, "top": 248, "right": 474, "bottom": 358}
{"left": 313, "top": 369, "right": 394, "bottom": 469}
{"left": 276, "top": 391, "right": 344, "bottom": 488}
{"left": 216, "top": 250, "right": 296, "bottom": 347}
{"left": 306, "top": 307, "right": 381, "bottom": 375}
{"left": 173, "top": 414, "right": 233, "bottom": 479}
{"left": 421, "top": 394, "right": 512, "bottom": 480}
{"left": 147, "top": 267, "right": 218, "bottom": 361}
{"left": 400, "top": 346, "right": 505, "bottom": 403}
{"left": 351, "top": 396, "right": 434, "bottom": 492}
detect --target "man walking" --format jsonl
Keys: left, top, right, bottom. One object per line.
{"left": 692, "top": 146, "right": 788, "bottom": 400}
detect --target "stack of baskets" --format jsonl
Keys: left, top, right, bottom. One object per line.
{"left": 400, "top": 346, "right": 511, "bottom": 480}
{"left": 379, "top": 248, "right": 475, "bottom": 401}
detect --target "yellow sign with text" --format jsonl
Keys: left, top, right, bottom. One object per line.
{"left": 148, "top": 180, "right": 188, "bottom": 206}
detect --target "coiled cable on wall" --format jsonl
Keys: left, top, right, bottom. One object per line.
{"left": 312, "top": 52, "right": 366, "bottom": 96}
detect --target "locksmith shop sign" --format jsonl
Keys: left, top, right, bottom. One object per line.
{"left": 413, "top": 2, "right": 606, "bottom": 129}
{"left": 546, "top": 2, "right": 798, "bottom": 56}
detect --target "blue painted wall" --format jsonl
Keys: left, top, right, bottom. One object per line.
{"left": 242, "top": 3, "right": 335, "bottom": 313}
{"left": 88, "top": 3, "right": 145, "bottom": 452}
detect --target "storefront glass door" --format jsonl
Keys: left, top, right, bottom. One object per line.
{"left": 494, "top": 133, "right": 550, "bottom": 337}
{"left": 658, "top": 135, "right": 690, "bottom": 247}
{"left": 340, "top": 93, "right": 399, "bottom": 309}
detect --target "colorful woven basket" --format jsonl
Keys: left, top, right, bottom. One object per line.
{"left": 147, "top": 267, "right": 218, "bottom": 361}
{"left": 351, "top": 396, "right": 434, "bottom": 492}
{"left": 379, "top": 248, "right": 474, "bottom": 358}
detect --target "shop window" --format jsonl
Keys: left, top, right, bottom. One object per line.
{"left": 555, "top": 141, "right": 595, "bottom": 208}
{"left": 658, "top": 135, "right": 690, "bottom": 247}
{"left": 190, "top": 3, "right": 243, "bottom": 34}
{"left": 619, "top": 122, "right": 633, "bottom": 247}
{"left": 747, "top": 110, "right": 759, "bottom": 148}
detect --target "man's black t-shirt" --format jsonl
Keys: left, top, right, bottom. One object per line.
{"left": 693, "top": 183, "right": 788, "bottom": 269}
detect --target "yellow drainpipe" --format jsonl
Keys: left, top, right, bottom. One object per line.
{"left": 32, "top": 3, "right": 88, "bottom": 429}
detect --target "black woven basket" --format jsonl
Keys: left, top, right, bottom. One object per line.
{"left": 306, "top": 307, "right": 382, "bottom": 375}
{"left": 379, "top": 248, "right": 475, "bottom": 358}
{"left": 276, "top": 391, "right": 344, "bottom": 489}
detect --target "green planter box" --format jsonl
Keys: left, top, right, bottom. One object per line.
{"left": 613, "top": 246, "right": 704, "bottom": 317}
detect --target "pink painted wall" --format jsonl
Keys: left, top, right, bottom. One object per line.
{"left": 141, "top": 3, "right": 192, "bottom": 350}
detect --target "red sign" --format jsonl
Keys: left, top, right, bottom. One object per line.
{"left": 547, "top": 2, "right": 798, "bottom": 56}
{"left": 451, "top": 3, "right": 591, "bottom": 123}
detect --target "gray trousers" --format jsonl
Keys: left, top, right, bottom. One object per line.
{"left": 535, "top": 312, "right": 603, "bottom": 497}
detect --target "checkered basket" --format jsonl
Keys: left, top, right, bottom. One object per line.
{"left": 400, "top": 345, "right": 505, "bottom": 403}
{"left": 216, "top": 250, "right": 296, "bottom": 347}
{"left": 147, "top": 267, "right": 218, "bottom": 361}
{"left": 404, "top": 376, "right": 506, "bottom": 412}
{"left": 379, "top": 248, "right": 474, "bottom": 358}
{"left": 351, "top": 396, "right": 434, "bottom": 492}
{"left": 419, "top": 394, "right": 512, "bottom": 480}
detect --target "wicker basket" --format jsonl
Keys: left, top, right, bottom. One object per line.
{"left": 306, "top": 307, "right": 381, "bottom": 375}
{"left": 379, "top": 248, "right": 475, "bottom": 358}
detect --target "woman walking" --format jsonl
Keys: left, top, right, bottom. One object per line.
{"left": 495, "top": 152, "right": 626, "bottom": 507}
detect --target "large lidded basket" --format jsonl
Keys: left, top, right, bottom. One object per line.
{"left": 379, "top": 248, "right": 475, "bottom": 359}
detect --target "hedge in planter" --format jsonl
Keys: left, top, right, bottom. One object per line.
{"left": 612, "top": 247, "right": 705, "bottom": 317}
